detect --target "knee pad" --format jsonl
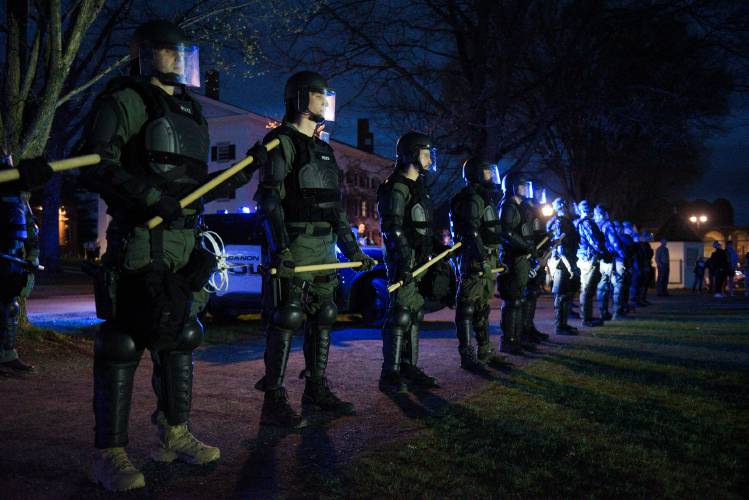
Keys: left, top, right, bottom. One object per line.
{"left": 414, "top": 309, "right": 424, "bottom": 325}
{"left": 271, "top": 298, "right": 305, "bottom": 331}
{"left": 455, "top": 301, "right": 475, "bottom": 322}
{"left": 4, "top": 299, "right": 20, "bottom": 318}
{"left": 95, "top": 327, "right": 141, "bottom": 364}
{"left": 387, "top": 305, "right": 412, "bottom": 329}
{"left": 173, "top": 316, "right": 204, "bottom": 351}
{"left": 316, "top": 301, "right": 338, "bottom": 327}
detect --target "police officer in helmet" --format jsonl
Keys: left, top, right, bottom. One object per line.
{"left": 377, "top": 131, "right": 440, "bottom": 392}
{"left": 0, "top": 152, "right": 53, "bottom": 375}
{"left": 80, "top": 20, "right": 266, "bottom": 491}
{"left": 450, "top": 158, "right": 505, "bottom": 371}
{"left": 496, "top": 171, "right": 539, "bottom": 354}
{"left": 253, "top": 70, "right": 374, "bottom": 429}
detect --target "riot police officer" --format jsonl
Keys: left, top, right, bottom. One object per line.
{"left": 377, "top": 131, "right": 439, "bottom": 392}
{"left": 80, "top": 21, "right": 263, "bottom": 491}
{"left": 254, "top": 71, "right": 374, "bottom": 428}
{"left": 576, "top": 200, "right": 608, "bottom": 327}
{"left": 546, "top": 198, "right": 579, "bottom": 335}
{"left": 519, "top": 193, "right": 550, "bottom": 344}
{"left": 632, "top": 230, "right": 654, "bottom": 306}
{"left": 497, "top": 173, "right": 539, "bottom": 354}
{"left": 618, "top": 221, "right": 638, "bottom": 316}
{"left": 0, "top": 154, "right": 52, "bottom": 375}
{"left": 594, "top": 205, "right": 625, "bottom": 320}
{"left": 449, "top": 158, "right": 504, "bottom": 371}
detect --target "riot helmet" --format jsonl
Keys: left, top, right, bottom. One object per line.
{"left": 396, "top": 131, "right": 436, "bottom": 172}
{"left": 462, "top": 157, "right": 500, "bottom": 186}
{"left": 130, "top": 20, "right": 200, "bottom": 87}
{"left": 577, "top": 199, "right": 592, "bottom": 217}
{"left": 501, "top": 171, "right": 535, "bottom": 199}
{"left": 593, "top": 204, "right": 609, "bottom": 223}
{"left": 552, "top": 197, "right": 568, "bottom": 215}
{"left": 284, "top": 71, "right": 336, "bottom": 124}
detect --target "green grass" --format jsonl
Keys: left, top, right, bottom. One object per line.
{"left": 303, "top": 300, "right": 749, "bottom": 499}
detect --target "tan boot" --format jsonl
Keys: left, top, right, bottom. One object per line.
{"left": 151, "top": 412, "right": 220, "bottom": 464}
{"left": 91, "top": 447, "right": 146, "bottom": 492}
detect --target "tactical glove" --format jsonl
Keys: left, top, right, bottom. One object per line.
{"left": 246, "top": 141, "right": 269, "bottom": 170}
{"left": 153, "top": 194, "right": 183, "bottom": 224}
{"left": 273, "top": 248, "right": 296, "bottom": 280}
{"left": 352, "top": 251, "right": 376, "bottom": 272}
{"left": 16, "top": 157, "right": 53, "bottom": 191}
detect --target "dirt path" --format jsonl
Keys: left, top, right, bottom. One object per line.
{"left": 3, "top": 293, "right": 737, "bottom": 499}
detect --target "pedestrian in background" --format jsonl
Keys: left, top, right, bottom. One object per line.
{"left": 725, "top": 241, "right": 738, "bottom": 296}
{"left": 708, "top": 241, "right": 728, "bottom": 298}
{"left": 655, "top": 239, "right": 670, "bottom": 296}
{"left": 692, "top": 257, "right": 706, "bottom": 293}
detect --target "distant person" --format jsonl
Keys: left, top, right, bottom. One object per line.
{"left": 692, "top": 257, "right": 706, "bottom": 293}
{"left": 708, "top": 241, "right": 728, "bottom": 298}
{"left": 725, "top": 241, "right": 738, "bottom": 296}
{"left": 655, "top": 239, "right": 670, "bottom": 296}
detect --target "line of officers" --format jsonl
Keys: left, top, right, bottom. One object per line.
{"left": 0, "top": 20, "right": 654, "bottom": 493}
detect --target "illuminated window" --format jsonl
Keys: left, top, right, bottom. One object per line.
{"left": 361, "top": 199, "right": 368, "bottom": 217}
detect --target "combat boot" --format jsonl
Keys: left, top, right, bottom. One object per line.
{"left": 261, "top": 387, "right": 308, "bottom": 429}
{"left": 477, "top": 342, "right": 508, "bottom": 365}
{"left": 379, "top": 370, "right": 408, "bottom": 394}
{"left": 91, "top": 447, "right": 145, "bottom": 492}
{"left": 302, "top": 377, "right": 355, "bottom": 415}
{"left": 0, "top": 358, "right": 36, "bottom": 374}
{"left": 400, "top": 363, "right": 439, "bottom": 388}
{"left": 151, "top": 411, "right": 220, "bottom": 464}
{"left": 459, "top": 346, "right": 488, "bottom": 373}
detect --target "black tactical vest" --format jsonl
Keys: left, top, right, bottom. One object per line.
{"left": 382, "top": 173, "right": 433, "bottom": 257}
{"left": 269, "top": 125, "right": 341, "bottom": 224}
{"left": 106, "top": 78, "right": 210, "bottom": 199}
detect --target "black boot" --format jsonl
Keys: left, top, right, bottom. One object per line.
{"left": 379, "top": 370, "right": 408, "bottom": 394}
{"left": 524, "top": 297, "right": 549, "bottom": 342}
{"left": 261, "top": 387, "right": 308, "bottom": 429}
{"left": 401, "top": 318, "right": 438, "bottom": 387}
{"left": 302, "top": 377, "right": 354, "bottom": 415}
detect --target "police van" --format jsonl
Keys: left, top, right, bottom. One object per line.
{"left": 203, "top": 213, "right": 455, "bottom": 323}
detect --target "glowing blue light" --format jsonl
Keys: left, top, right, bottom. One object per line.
{"left": 240, "top": 206, "right": 251, "bottom": 214}
{"left": 217, "top": 209, "right": 229, "bottom": 214}
{"left": 540, "top": 188, "right": 547, "bottom": 204}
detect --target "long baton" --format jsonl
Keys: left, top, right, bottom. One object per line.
{"left": 146, "top": 139, "right": 280, "bottom": 229}
{"left": 0, "top": 253, "right": 45, "bottom": 271}
{"left": 388, "top": 242, "right": 463, "bottom": 293}
{"left": 0, "top": 154, "right": 101, "bottom": 184}
{"left": 268, "top": 260, "right": 378, "bottom": 275}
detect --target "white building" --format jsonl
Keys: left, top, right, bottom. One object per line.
{"left": 97, "top": 93, "right": 391, "bottom": 252}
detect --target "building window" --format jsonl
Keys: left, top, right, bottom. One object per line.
{"left": 211, "top": 143, "right": 236, "bottom": 163}
{"left": 359, "top": 175, "right": 368, "bottom": 188}
{"left": 361, "top": 199, "right": 368, "bottom": 218}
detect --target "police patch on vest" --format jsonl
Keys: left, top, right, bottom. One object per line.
{"left": 179, "top": 104, "right": 193, "bottom": 115}
{"left": 318, "top": 153, "right": 331, "bottom": 161}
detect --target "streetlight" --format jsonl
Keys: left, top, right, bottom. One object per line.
{"left": 689, "top": 214, "right": 708, "bottom": 232}
{"left": 541, "top": 204, "right": 554, "bottom": 217}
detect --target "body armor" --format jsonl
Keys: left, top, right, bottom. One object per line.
{"left": 449, "top": 185, "right": 501, "bottom": 271}
{"left": 268, "top": 124, "right": 341, "bottom": 224}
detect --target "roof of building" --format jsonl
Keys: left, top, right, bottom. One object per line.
{"left": 654, "top": 213, "right": 702, "bottom": 242}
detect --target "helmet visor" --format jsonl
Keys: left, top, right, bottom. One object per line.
{"left": 322, "top": 89, "right": 336, "bottom": 121}
{"left": 518, "top": 180, "right": 535, "bottom": 199}
{"left": 139, "top": 43, "right": 201, "bottom": 87}
{"left": 484, "top": 165, "right": 501, "bottom": 185}
{"left": 421, "top": 147, "right": 438, "bottom": 172}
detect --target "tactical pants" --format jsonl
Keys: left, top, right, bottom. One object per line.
{"left": 550, "top": 258, "right": 575, "bottom": 332}
{"left": 498, "top": 255, "right": 530, "bottom": 348}
{"left": 262, "top": 228, "right": 339, "bottom": 390}
{"left": 578, "top": 258, "right": 600, "bottom": 322}
{"left": 610, "top": 260, "right": 626, "bottom": 314}
{"left": 657, "top": 265, "right": 669, "bottom": 295}
{"left": 455, "top": 270, "right": 495, "bottom": 359}
{"left": 597, "top": 261, "right": 613, "bottom": 316}
{"left": 93, "top": 227, "right": 209, "bottom": 449}
{"left": 382, "top": 278, "right": 425, "bottom": 373}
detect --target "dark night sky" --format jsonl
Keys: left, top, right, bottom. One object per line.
{"left": 216, "top": 69, "right": 748, "bottom": 226}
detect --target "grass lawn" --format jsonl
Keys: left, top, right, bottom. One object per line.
{"left": 308, "top": 298, "right": 749, "bottom": 499}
